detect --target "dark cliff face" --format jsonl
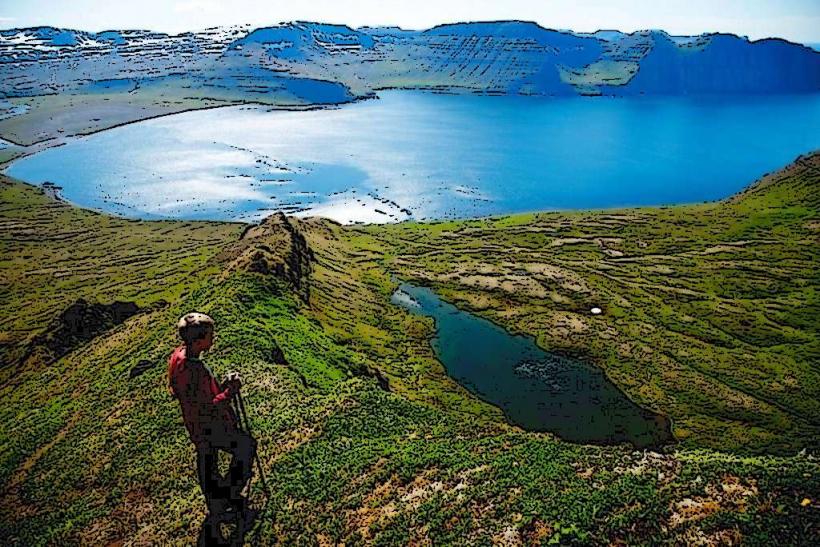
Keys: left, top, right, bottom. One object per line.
{"left": 412, "top": 22, "right": 603, "bottom": 95}
{"left": 228, "top": 20, "right": 602, "bottom": 95}
{"left": 605, "top": 32, "right": 820, "bottom": 95}
{"left": 0, "top": 21, "right": 817, "bottom": 99}
{"left": 16, "top": 299, "right": 142, "bottom": 369}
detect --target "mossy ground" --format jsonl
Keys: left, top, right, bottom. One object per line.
{"left": 0, "top": 154, "right": 818, "bottom": 545}
{"left": 341, "top": 154, "right": 820, "bottom": 454}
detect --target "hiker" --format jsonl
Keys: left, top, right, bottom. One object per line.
{"left": 167, "top": 312, "right": 257, "bottom": 520}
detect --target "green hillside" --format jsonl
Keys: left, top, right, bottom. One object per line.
{"left": 346, "top": 154, "right": 820, "bottom": 454}
{"left": 0, "top": 154, "right": 818, "bottom": 544}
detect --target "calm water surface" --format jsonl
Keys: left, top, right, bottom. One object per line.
{"left": 5, "top": 91, "right": 820, "bottom": 222}
{"left": 392, "top": 283, "right": 672, "bottom": 447}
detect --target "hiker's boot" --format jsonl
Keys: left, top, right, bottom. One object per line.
{"left": 230, "top": 496, "right": 258, "bottom": 533}
{"left": 226, "top": 493, "right": 246, "bottom": 515}
{"left": 207, "top": 498, "right": 238, "bottom": 523}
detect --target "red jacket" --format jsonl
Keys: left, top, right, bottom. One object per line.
{"left": 168, "top": 345, "right": 236, "bottom": 446}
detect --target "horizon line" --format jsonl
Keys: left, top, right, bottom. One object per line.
{"left": 1, "top": 19, "right": 818, "bottom": 47}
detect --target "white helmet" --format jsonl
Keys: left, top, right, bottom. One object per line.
{"left": 177, "top": 312, "right": 215, "bottom": 343}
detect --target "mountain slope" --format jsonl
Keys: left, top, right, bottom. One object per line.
{"left": 2, "top": 21, "right": 816, "bottom": 98}
{"left": 605, "top": 32, "right": 820, "bottom": 95}
{"left": 0, "top": 155, "right": 818, "bottom": 544}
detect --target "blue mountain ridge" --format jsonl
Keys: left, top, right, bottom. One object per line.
{"left": 604, "top": 31, "right": 820, "bottom": 94}
{"left": 0, "top": 21, "right": 817, "bottom": 100}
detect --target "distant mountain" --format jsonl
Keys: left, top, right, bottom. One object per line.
{"left": 233, "top": 22, "right": 375, "bottom": 55}
{"left": 0, "top": 25, "right": 248, "bottom": 63}
{"left": 0, "top": 21, "right": 817, "bottom": 100}
{"left": 0, "top": 25, "right": 252, "bottom": 97}
{"left": 601, "top": 32, "right": 820, "bottom": 94}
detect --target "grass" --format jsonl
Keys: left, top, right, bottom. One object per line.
{"left": 338, "top": 153, "right": 820, "bottom": 454}
{"left": 0, "top": 154, "right": 818, "bottom": 544}
{"left": 0, "top": 177, "right": 244, "bottom": 383}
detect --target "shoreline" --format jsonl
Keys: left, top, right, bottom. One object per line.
{"left": 0, "top": 95, "right": 364, "bottom": 167}
{"left": 6, "top": 87, "right": 814, "bottom": 167}
{"left": 4, "top": 149, "right": 816, "bottom": 235}
{"left": 3, "top": 90, "right": 817, "bottom": 227}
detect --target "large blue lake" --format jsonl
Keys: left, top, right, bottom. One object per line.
{"left": 6, "top": 91, "right": 820, "bottom": 223}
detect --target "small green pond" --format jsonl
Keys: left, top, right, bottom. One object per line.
{"left": 392, "top": 283, "right": 672, "bottom": 448}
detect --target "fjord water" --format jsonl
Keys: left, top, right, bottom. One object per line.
{"left": 6, "top": 91, "right": 820, "bottom": 223}
{"left": 392, "top": 284, "right": 672, "bottom": 447}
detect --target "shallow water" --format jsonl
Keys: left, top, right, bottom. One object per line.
{"left": 391, "top": 283, "right": 672, "bottom": 447}
{"left": 5, "top": 91, "right": 820, "bottom": 222}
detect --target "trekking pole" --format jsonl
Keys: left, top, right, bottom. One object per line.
{"left": 235, "top": 391, "right": 271, "bottom": 496}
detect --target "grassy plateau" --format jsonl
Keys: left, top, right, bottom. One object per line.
{"left": 0, "top": 151, "right": 818, "bottom": 544}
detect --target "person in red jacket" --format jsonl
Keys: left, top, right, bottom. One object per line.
{"left": 168, "top": 312, "right": 256, "bottom": 520}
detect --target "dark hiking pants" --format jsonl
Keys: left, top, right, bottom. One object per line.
{"left": 196, "top": 427, "right": 257, "bottom": 507}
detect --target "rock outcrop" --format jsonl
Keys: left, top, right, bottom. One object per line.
{"left": 20, "top": 299, "right": 141, "bottom": 368}
{"left": 223, "top": 212, "right": 314, "bottom": 303}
